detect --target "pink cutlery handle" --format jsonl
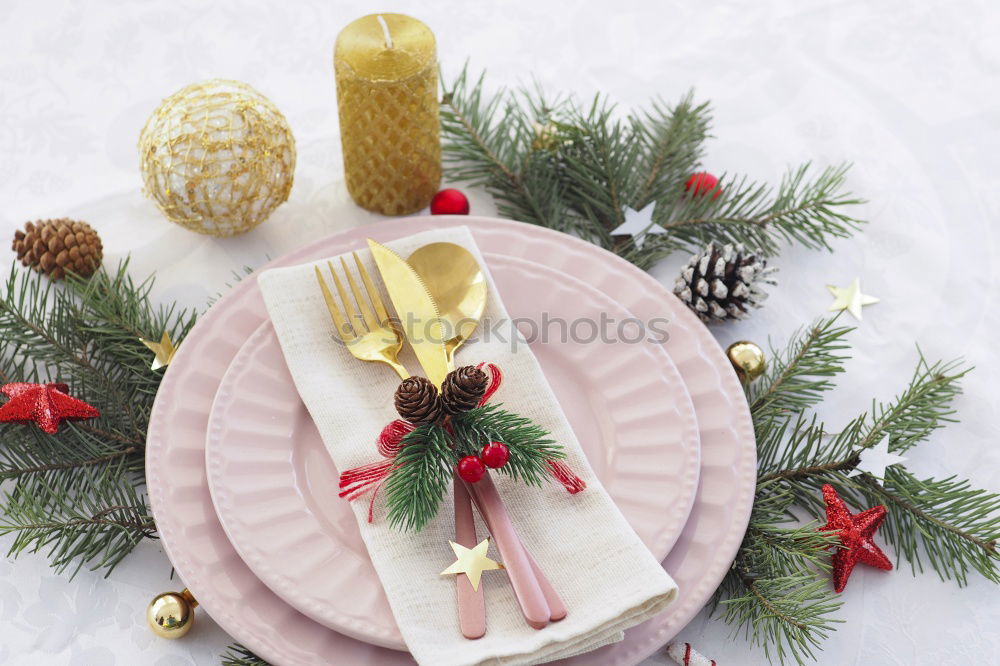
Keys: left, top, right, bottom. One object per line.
{"left": 472, "top": 474, "right": 565, "bottom": 621}
{"left": 524, "top": 547, "right": 567, "bottom": 622}
{"left": 454, "top": 478, "right": 486, "bottom": 639}
{"left": 466, "top": 473, "right": 550, "bottom": 630}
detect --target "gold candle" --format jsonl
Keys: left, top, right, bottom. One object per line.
{"left": 334, "top": 13, "right": 441, "bottom": 216}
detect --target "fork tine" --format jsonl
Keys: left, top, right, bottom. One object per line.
{"left": 327, "top": 261, "right": 363, "bottom": 333}
{"left": 354, "top": 252, "right": 390, "bottom": 325}
{"left": 314, "top": 266, "right": 354, "bottom": 342}
{"left": 341, "top": 256, "right": 378, "bottom": 331}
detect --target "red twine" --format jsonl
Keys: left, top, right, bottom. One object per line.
{"left": 338, "top": 363, "right": 586, "bottom": 522}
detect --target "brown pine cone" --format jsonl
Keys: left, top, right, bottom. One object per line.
{"left": 440, "top": 365, "right": 488, "bottom": 415}
{"left": 12, "top": 218, "right": 103, "bottom": 280}
{"left": 394, "top": 376, "right": 443, "bottom": 425}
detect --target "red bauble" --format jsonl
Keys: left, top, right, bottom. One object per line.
{"left": 480, "top": 441, "right": 510, "bottom": 469}
{"left": 684, "top": 172, "right": 721, "bottom": 199}
{"left": 457, "top": 455, "right": 486, "bottom": 483}
{"left": 0, "top": 382, "right": 99, "bottom": 434}
{"left": 818, "top": 484, "right": 893, "bottom": 593}
{"left": 430, "top": 188, "right": 470, "bottom": 215}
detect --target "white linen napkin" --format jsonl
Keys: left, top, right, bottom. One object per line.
{"left": 257, "top": 227, "right": 677, "bottom": 666}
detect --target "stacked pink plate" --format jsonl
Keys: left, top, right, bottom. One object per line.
{"left": 146, "top": 216, "right": 755, "bottom": 665}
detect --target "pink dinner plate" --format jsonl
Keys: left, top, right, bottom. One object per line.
{"left": 206, "top": 251, "right": 701, "bottom": 649}
{"left": 146, "top": 216, "right": 756, "bottom": 666}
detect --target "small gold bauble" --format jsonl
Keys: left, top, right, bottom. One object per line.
{"left": 147, "top": 589, "right": 198, "bottom": 639}
{"left": 727, "top": 341, "right": 766, "bottom": 383}
{"left": 138, "top": 79, "right": 296, "bottom": 237}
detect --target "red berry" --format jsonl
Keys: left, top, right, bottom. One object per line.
{"left": 480, "top": 441, "right": 509, "bottom": 469}
{"left": 430, "top": 188, "right": 470, "bottom": 215}
{"left": 457, "top": 455, "right": 486, "bottom": 483}
{"left": 684, "top": 172, "right": 721, "bottom": 199}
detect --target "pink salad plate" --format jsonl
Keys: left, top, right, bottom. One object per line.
{"left": 146, "top": 216, "right": 756, "bottom": 666}
{"left": 205, "top": 250, "right": 701, "bottom": 649}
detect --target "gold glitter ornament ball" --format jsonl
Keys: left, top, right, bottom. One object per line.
{"left": 138, "top": 79, "right": 296, "bottom": 237}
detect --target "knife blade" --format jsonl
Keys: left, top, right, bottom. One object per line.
{"left": 367, "top": 239, "right": 450, "bottom": 387}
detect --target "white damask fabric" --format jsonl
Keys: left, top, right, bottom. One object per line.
{"left": 0, "top": 1, "right": 997, "bottom": 665}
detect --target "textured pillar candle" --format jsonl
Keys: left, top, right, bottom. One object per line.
{"left": 334, "top": 14, "right": 441, "bottom": 216}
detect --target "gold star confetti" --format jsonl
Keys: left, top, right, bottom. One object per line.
{"left": 140, "top": 331, "right": 178, "bottom": 371}
{"left": 440, "top": 538, "right": 503, "bottom": 591}
{"left": 826, "top": 278, "right": 879, "bottom": 321}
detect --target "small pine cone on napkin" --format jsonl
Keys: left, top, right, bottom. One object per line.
{"left": 12, "top": 218, "right": 103, "bottom": 280}
{"left": 440, "top": 365, "right": 488, "bottom": 415}
{"left": 673, "top": 241, "right": 777, "bottom": 323}
{"left": 394, "top": 376, "right": 443, "bottom": 425}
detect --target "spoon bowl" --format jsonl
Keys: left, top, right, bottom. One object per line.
{"left": 407, "top": 242, "right": 487, "bottom": 365}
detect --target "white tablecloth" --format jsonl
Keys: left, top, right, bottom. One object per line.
{"left": 1, "top": 1, "right": 997, "bottom": 664}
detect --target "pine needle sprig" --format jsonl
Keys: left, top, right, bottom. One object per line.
{"left": 441, "top": 68, "right": 865, "bottom": 270}
{"left": 450, "top": 403, "right": 564, "bottom": 487}
{"left": 0, "top": 260, "right": 194, "bottom": 576}
{"left": 652, "top": 164, "right": 864, "bottom": 260}
{"left": 850, "top": 470, "right": 999, "bottom": 585}
{"left": 720, "top": 572, "right": 843, "bottom": 665}
{"left": 221, "top": 644, "right": 270, "bottom": 666}
{"left": 748, "top": 316, "right": 853, "bottom": 432}
{"left": 383, "top": 424, "right": 457, "bottom": 532}
{"left": 854, "top": 357, "right": 968, "bottom": 455}
{"left": 715, "top": 486, "right": 843, "bottom": 665}
{"left": 631, "top": 93, "right": 713, "bottom": 210}
{"left": 718, "top": 316, "right": 999, "bottom": 663}
{"left": 1, "top": 462, "right": 155, "bottom": 576}
{"left": 441, "top": 66, "right": 569, "bottom": 231}
{"left": 67, "top": 261, "right": 197, "bottom": 403}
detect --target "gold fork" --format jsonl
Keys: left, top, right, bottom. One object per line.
{"left": 313, "top": 253, "right": 408, "bottom": 380}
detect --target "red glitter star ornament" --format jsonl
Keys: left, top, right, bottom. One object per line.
{"left": 0, "top": 382, "right": 99, "bottom": 434}
{"left": 818, "top": 483, "right": 893, "bottom": 592}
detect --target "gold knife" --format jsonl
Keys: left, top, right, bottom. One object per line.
{"left": 366, "top": 239, "right": 450, "bottom": 387}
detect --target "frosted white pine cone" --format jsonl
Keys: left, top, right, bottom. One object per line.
{"left": 673, "top": 242, "right": 777, "bottom": 323}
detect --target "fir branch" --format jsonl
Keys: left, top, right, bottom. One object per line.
{"left": 720, "top": 573, "right": 842, "bottom": 665}
{"left": 715, "top": 488, "right": 843, "bottom": 665}
{"left": 758, "top": 357, "right": 969, "bottom": 486}
{"left": 633, "top": 93, "right": 712, "bottom": 209}
{"left": 852, "top": 471, "right": 999, "bottom": 585}
{"left": 450, "top": 403, "right": 564, "bottom": 487}
{"left": 749, "top": 316, "right": 852, "bottom": 432}
{"left": 441, "top": 68, "right": 864, "bottom": 270}
{"left": 383, "top": 424, "right": 456, "bottom": 532}
{"left": 441, "top": 67, "right": 568, "bottom": 230}
{"left": 0, "top": 463, "right": 155, "bottom": 576}
{"left": 0, "top": 260, "right": 194, "bottom": 575}
{"left": 719, "top": 316, "right": 997, "bottom": 664}
{"left": 221, "top": 644, "right": 270, "bottom": 666}
{"left": 853, "top": 357, "right": 968, "bottom": 455}
{"left": 653, "top": 164, "right": 864, "bottom": 258}
{"left": 559, "top": 97, "right": 642, "bottom": 236}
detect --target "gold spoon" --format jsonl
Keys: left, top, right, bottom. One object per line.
{"left": 408, "top": 241, "right": 566, "bottom": 627}
{"left": 408, "top": 242, "right": 491, "bottom": 637}
{"left": 407, "top": 242, "right": 487, "bottom": 366}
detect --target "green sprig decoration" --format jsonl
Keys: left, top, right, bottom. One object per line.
{"left": 383, "top": 423, "right": 457, "bottom": 532}
{"left": 450, "top": 403, "right": 565, "bottom": 486}
{"left": 0, "top": 260, "right": 196, "bottom": 576}
{"left": 716, "top": 316, "right": 999, "bottom": 664}
{"left": 440, "top": 67, "right": 865, "bottom": 270}
{"left": 221, "top": 644, "right": 270, "bottom": 666}
{"left": 382, "top": 405, "right": 565, "bottom": 532}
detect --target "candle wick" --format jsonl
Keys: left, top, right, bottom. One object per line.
{"left": 376, "top": 15, "right": 393, "bottom": 49}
